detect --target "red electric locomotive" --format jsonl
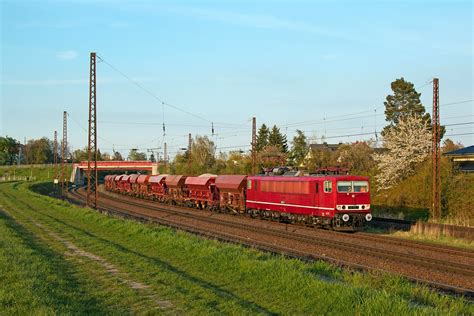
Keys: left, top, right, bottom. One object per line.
{"left": 246, "top": 175, "right": 371, "bottom": 230}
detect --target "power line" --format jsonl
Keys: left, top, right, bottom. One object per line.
{"left": 278, "top": 99, "right": 472, "bottom": 129}
{"left": 98, "top": 120, "right": 248, "bottom": 129}
{"left": 440, "top": 99, "right": 474, "bottom": 107}
{"left": 98, "top": 54, "right": 212, "bottom": 123}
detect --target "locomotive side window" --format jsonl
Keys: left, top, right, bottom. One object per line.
{"left": 353, "top": 181, "right": 369, "bottom": 192}
{"left": 337, "top": 181, "right": 352, "bottom": 193}
{"left": 324, "top": 181, "right": 332, "bottom": 193}
{"left": 247, "top": 180, "right": 252, "bottom": 189}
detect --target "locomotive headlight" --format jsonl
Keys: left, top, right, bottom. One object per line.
{"left": 342, "top": 214, "right": 350, "bottom": 222}
{"left": 365, "top": 214, "right": 373, "bottom": 221}
{"left": 342, "top": 205, "right": 346, "bottom": 210}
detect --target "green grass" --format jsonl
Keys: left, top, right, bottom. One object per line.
{"left": 0, "top": 181, "right": 472, "bottom": 314}
{"left": 0, "top": 164, "right": 72, "bottom": 182}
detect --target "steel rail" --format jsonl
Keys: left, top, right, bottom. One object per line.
{"left": 73, "top": 188, "right": 474, "bottom": 277}
{"left": 67, "top": 187, "right": 474, "bottom": 299}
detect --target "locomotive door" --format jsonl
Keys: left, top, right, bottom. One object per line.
{"left": 313, "top": 180, "right": 320, "bottom": 216}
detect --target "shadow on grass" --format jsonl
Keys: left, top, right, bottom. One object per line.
{"left": 24, "top": 201, "right": 277, "bottom": 315}
{"left": 0, "top": 210, "right": 108, "bottom": 314}
{"left": 29, "top": 182, "right": 59, "bottom": 196}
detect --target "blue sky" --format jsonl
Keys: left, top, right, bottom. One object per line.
{"left": 1, "top": 0, "right": 472, "bottom": 159}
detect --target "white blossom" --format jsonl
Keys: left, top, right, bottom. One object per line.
{"left": 374, "top": 115, "right": 432, "bottom": 190}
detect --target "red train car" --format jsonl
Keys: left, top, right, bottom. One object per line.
{"left": 148, "top": 175, "right": 167, "bottom": 201}
{"left": 215, "top": 175, "right": 247, "bottom": 213}
{"left": 136, "top": 175, "right": 150, "bottom": 198}
{"left": 184, "top": 175, "right": 218, "bottom": 209}
{"left": 129, "top": 174, "right": 141, "bottom": 196}
{"left": 246, "top": 175, "right": 371, "bottom": 230}
{"left": 119, "top": 175, "right": 132, "bottom": 194}
{"left": 165, "top": 175, "right": 186, "bottom": 204}
{"left": 104, "top": 175, "right": 113, "bottom": 191}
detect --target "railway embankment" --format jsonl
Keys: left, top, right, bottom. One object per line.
{"left": 1, "top": 181, "right": 473, "bottom": 314}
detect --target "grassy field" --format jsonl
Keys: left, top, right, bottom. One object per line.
{"left": 0, "top": 164, "right": 71, "bottom": 182}
{"left": 0, "top": 181, "right": 472, "bottom": 314}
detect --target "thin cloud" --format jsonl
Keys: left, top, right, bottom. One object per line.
{"left": 56, "top": 50, "right": 79, "bottom": 60}
{"left": 165, "top": 6, "right": 363, "bottom": 42}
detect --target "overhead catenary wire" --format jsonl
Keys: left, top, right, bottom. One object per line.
{"left": 97, "top": 54, "right": 212, "bottom": 123}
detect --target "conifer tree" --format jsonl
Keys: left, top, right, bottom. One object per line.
{"left": 268, "top": 125, "right": 288, "bottom": 153}
{"left": 256, "top": 124, "right": 270, "bottom": 152}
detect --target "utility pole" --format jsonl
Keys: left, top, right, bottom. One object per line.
{"left": 188, "top": 133, "right": 192, "bottom": 173}
{"left": 61, "top": 111, "right": 67, "bottom": 195}
{"left": 251, "top": 117, "right": 257, "bottom": 175}
{"left": 53, "top": 130, "right": 58, "bottom": 193}
{"left": 432, "top": 78, "right": 441, "bottom": 221}
{"left": 87, "top": 52, "right": 98, "bottom": 208}
{"left": 164, "top": 142, "right": 168, "bottom": 169}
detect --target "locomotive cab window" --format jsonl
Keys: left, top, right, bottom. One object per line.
{"left": 337, "top": 181, "right": 352, "bottom": 193}
{"left": 353, "top": 181, "right": 369, "bottom": 193}
{"left": 324, "top": 181, "right": 332, "bottom": 193}
{"left": 247, "top": 180, "right": 252, "bottom": 190}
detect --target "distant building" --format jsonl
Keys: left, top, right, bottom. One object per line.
{"left": 309, "top": 142, "right": 342, "bottom": 152}
{"left": 443, "top": 145, "right": 474, "bottom": 172}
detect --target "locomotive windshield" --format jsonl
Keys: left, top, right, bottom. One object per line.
{"left": 337, "top": 181, "right": 352, "bottom": 192}
{"left": 337, "top": 181, "right": 369, "bottom": 193}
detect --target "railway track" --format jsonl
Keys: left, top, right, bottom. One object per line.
{"left": 67, "top": 187, "right": 474, "bottom": 299}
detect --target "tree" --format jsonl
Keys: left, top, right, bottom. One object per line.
{"left": 221, "top": 150, "right": 251, "bottom": 174}
{"left": 0, "top": 136, "right": 20, "bottom": 165}
{"left": 333, "top": 141, "right": 375, "bottom": 174}
{"left": 113, "top": 151, "right": 123, "bottom": 161}
{"left": 101, "top": 152, "right": 113, "bottom": 161}
{"left": 383, "top": 77, "right": 444, "bottom": 138}
{"left": 305, "top": 148, "right": 332, "bottom": 171}
{"left": 128, "top": 149, "right": 147, "bottom": 161}
{"left": 72, "top": 147, "right": 105, "bottom": 162}
{"left": 268, "top": 125, "right": 288, "bottom": 153}
{"left": 374, "top": 115, "right": 431, "bottom": 190}
{"left": 72, "top": 147, "right": 86, "bottom": 162}
{"left": 442, "top": 139, "right": 463, "bottom": 154}
{"left": 257, "top": 145, "right": 288, "bottom": 169}
{"left": 23, "top": 137, "right": 53, "bottom": 164}
{"left": 289, "top": 130, "right": 308, "bottom": 167}
{"left": 256, "top": 124, "right": 270, "bottom": 152}
{"left": 191, "top": 135, "right": 216, "bottom": 172}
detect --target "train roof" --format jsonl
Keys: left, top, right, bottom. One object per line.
{"left": 129, "top": 174, "right": 140, "bottom": 183}
{"left": 248, "top": 175, "right": 369, "bottom": 181}
{"left": 215, "top": 175, "right": 247, "bottom": 191}
{"left": 148, "top": 175, "right": 166, "bottom": 184}
{"left": 137, "top": 174, "right": 151, "bottom": 184}
{"left": 114, "top": 174, "right": 125, "bottom": 181}
{"left": 185, "top": 176, "right": 215, "bottom": 187}
{"left": 166, "top": 175, "right": 186, "bottom": 187}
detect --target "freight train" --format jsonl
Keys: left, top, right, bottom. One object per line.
{"left": 104, "top": 173, "right": 372, "bottom": 231}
